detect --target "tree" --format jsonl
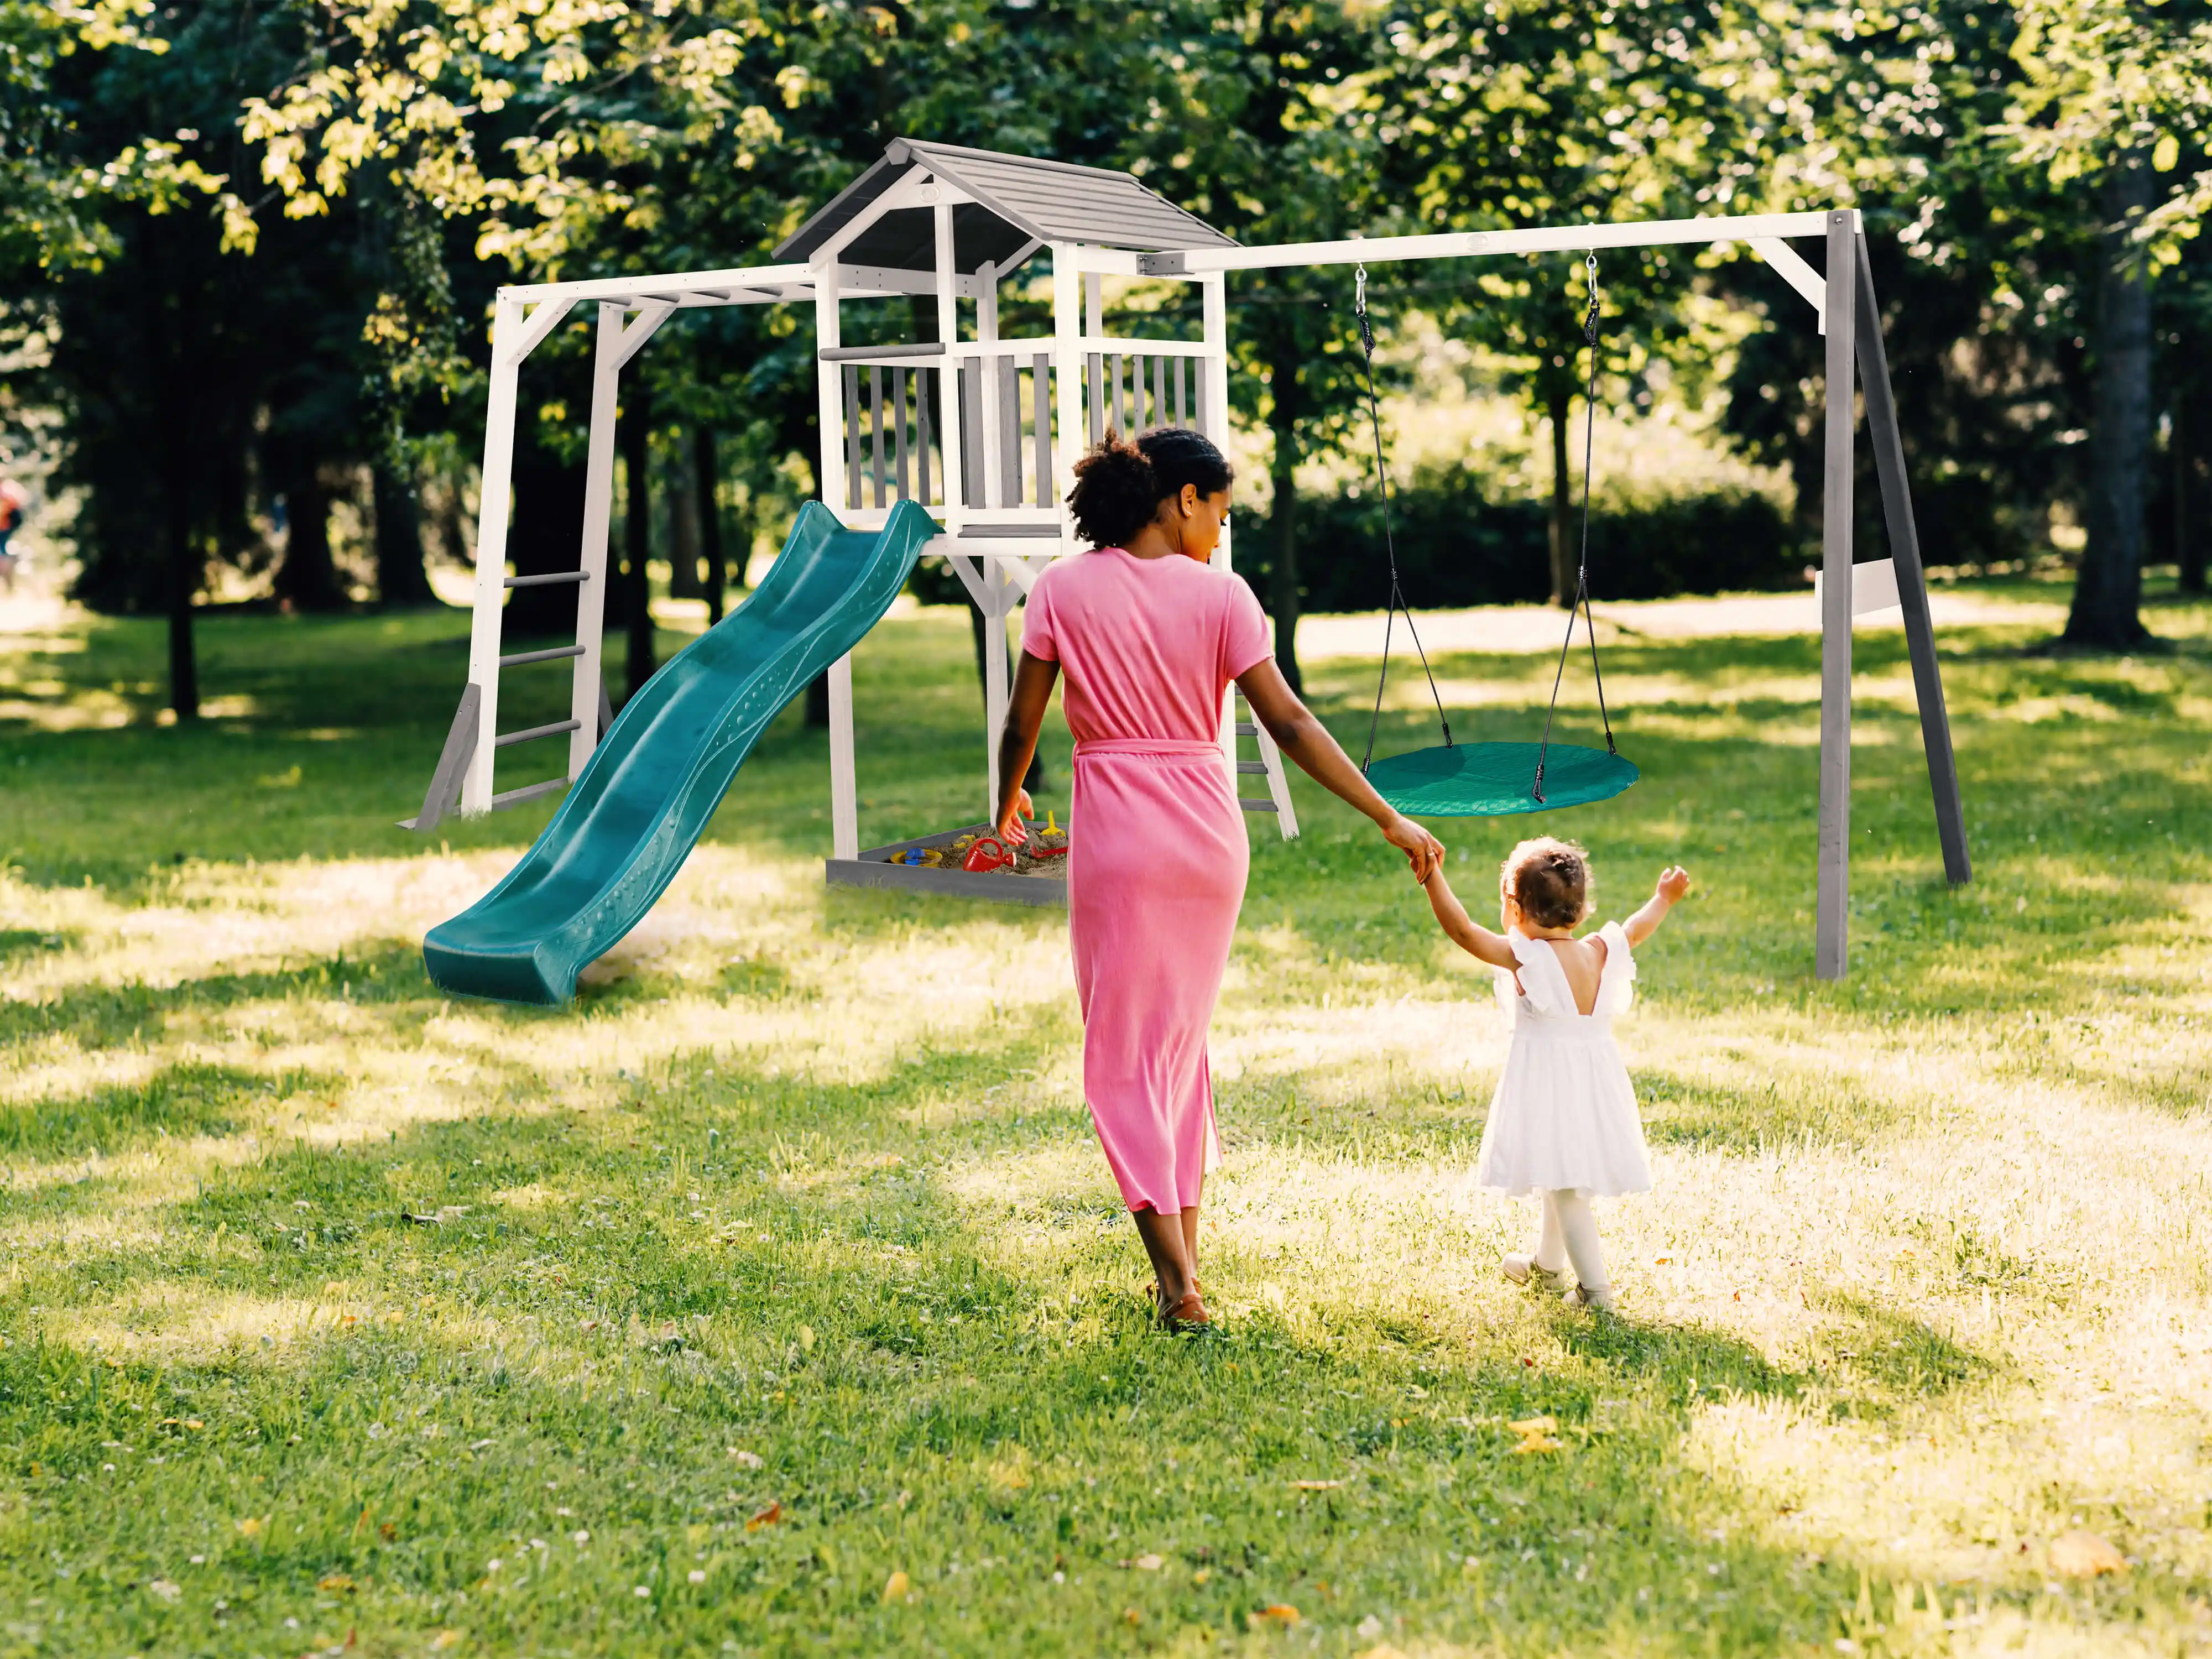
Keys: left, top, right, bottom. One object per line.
{"left": 2006, "top": 0, "right": 2212, "bottom": 646}
{"left": 1372, "top": 1, "right": 1733, "bottom": 608}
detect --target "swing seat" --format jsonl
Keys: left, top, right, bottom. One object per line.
{"left": 1366, "top": 741, "right": 1637, "bottom": 818}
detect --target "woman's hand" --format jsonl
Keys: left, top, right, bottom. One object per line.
{"left": 1380, "top": 812, "right": 1444, "bottom": 882}
{"left": 997, "top": 788, "right": 1035, "bottom": 846}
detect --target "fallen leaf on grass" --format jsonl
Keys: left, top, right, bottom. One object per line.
{"left": 1512, "top": 1436, "right": 1563, "bottom": 1454}
{"left": 747, "top": 1502, "right": 783, "bottom": 1531}
{"left": 881, "top": 1570, "right": 910, "bottom": 1604}
{"left": 1248, "top": 1604, "right": 1301, "bottom": 1628}
{"left": 236, "top": 1516, "right": 265, "bottom": 1538}
{"left": 1120, "top": 1554, "right": 1163, "bottom": 1571}
{"left": 727, "top": 1448, "right": 764, "bottom": 1469}
{"left": 429, "top": 1634, "right": 462, "bottom": 1651}
{"left": 2049, "top": 1531, "right": 2126, "bottom": 1578}
{"left": 1290, "top": 1480, "right": 1342, "bottom": 1491}
{"left": 1507, "top": 1416, "right": 1557, "bottom": 1436}
{"left": 319, "top": 1574, "right": 356, "bottom": 1593}
{"left": 147, "top": 1578, "right": 181, "bottom": 1600}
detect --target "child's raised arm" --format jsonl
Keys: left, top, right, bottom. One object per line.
{"left": 1623, "top": 865, "right": 1692, "bottom": 947}
{"left": 1422, "top": 865, "right": 1519, "bottom": 969}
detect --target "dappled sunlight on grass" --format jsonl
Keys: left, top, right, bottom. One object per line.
{"left": 1, "top": 581, "right": 2209, "bottom": 1655}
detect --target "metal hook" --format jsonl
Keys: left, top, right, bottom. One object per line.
{"left": 1354, "top": 263, "right": 1368, "bottom": 316}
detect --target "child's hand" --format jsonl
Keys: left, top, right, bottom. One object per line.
{"left": 1655, "top": 865, "right": 1691, "bottom": 904}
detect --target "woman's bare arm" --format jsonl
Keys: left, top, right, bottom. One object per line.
{"left": 993, "top": 649, "right": 1061, "bottom": 842}
{"left": 1623, "top": 865, "right": 1692, "bottom": 947}
{"left": 1235, "top": 657, "right": 1443, "bottom": 881}
{"left": 1421, "top": 865, "right": 1519, "bottom": 968}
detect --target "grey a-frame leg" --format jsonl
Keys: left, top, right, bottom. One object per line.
{"left": 1854, "top": 234, "right": 1971, "bottom": 887}
{"left": 402, "top": 682, "right": 482, "bottom": 833}
{"left": 1814, "top": 213, "right": 1974, "bottom": 980}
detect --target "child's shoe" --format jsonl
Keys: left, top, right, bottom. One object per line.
{"left": 1562, "top": 1281, "right": 1617, "bottom": 1313}
{"left": 1502, "top": 1253, "right": 1572, "bottom": 1292}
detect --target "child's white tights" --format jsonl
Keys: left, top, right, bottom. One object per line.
{"left": 1532, "top": 1189, "right": 1610, "bottom": 1296}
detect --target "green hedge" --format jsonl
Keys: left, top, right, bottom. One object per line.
{"left": 1258, "top": 467, "right": 1801, "bottom": 612}
{"left": 906, "top": 466, "right": 1802, "bottom": 614}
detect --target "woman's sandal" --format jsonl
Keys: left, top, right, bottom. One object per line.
{"left": 1157, "top": 1289, "right": 1212, "bottom": 1332}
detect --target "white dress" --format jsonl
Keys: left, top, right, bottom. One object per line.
{"left": 1473, "top": 923, "right": 1653, "bottom": 1197}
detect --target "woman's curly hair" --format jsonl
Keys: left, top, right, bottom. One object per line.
{"left": 1500, "top": 837, "right": 1592, "bottom": 930}
{"left": 1065, "top": 426, "right": 1234, "bottom": 549}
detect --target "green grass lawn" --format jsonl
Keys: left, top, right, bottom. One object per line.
{"left": 1, "top": 577, "right": 2208, "bottom": 1658}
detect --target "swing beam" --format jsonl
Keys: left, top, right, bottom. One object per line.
{"left": 1152, "top": 206, "right": 1970, "bottom": 982}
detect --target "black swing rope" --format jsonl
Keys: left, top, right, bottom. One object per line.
{"left": 1532, "top": 251, "right": 1619, "bottom": 804}
{"left": 1354, "top": 263, "right": 1453, "bottom": 774}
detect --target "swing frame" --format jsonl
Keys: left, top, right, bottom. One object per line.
{"left": 1145, "top": 207, "right": 1973, "bottom": 981}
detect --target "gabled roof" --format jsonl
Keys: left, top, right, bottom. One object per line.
{"left": 774, "top": 138, "right": 1236, "bottom": 274}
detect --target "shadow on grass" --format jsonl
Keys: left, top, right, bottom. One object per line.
{"left": 0, "top": 1061, "right": 336, "bottom": 1163}
{"left": 0, "top": 940, "right": 435, "bottom": 1051}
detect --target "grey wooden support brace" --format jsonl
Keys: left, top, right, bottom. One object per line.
{"left": 1854, "top": 235, "right": 1971, "bottom": 888}
{"left": 401, "top": 682, "right": 481, "bottom": 833}
{"left": 597, "top": 679, "right": 614, "bottom": 743}
{"left": 1816, "top": 210, "right": 1858, "bottom": 980}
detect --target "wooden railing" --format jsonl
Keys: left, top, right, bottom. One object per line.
{"left": 826, "top": 337, "right": 1215, "bottom": 521}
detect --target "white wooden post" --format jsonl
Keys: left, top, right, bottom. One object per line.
{"left": 1052, "top": 244, "right": 1084, "bottom": 542}
{"left": 1084, "top": 271, "right": 1103, "bottom": 339}
{"left": 935, "top": 199, "right": 964, "bottom": 531}
{"left": 813, "top": 260, "right": 860, "bottom": 860}
{"left": 567, "top": 302, "right": 625, "bottom": 778}
{"left": 463, "top": 296, "right": 526, "bottom": 813}
{"left": 1201, "top": 273, "right": 1239, "bottom": 799}
{"left": 813, "top": 261, "right": 844, "bottom": 514}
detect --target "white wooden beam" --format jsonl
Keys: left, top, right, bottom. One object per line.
{"left": 1749, "top": 236, "right": 1828, "bottom": 332}
{"left": 1143, "top": 210, "right": 1851, "bottom": 276}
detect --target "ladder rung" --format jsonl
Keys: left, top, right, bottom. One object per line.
{"left": 1240, "top": 798, "right": 1280, "bottom": 813}
{"left": 490, "top": 777, "right": 568, "bottom": 810}
{"left": 1235, "top": 760, "right": 1269, "bottom": 774}
{"left": 499, "top": 645, "right": 586, "bottom": 667}
{"left": 494, "top": 718, "right": 582, "bottom": 749}
{"left": 1235, "top": 722, "right": 1259, "bottom": 736}
{"left": 505, "top": 571, "right": 589, "bottom": 588}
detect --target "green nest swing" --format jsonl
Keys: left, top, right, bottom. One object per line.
{"left": 1350, "top": 254, "right": 1637, "bottom": 820}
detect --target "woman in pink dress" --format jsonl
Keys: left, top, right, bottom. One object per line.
{"left": 994, "top": 429, "right": 1444, "bottom": 1330}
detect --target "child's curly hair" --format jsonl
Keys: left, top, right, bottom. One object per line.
{"left": 1500, "top": 837, "right": 1592, "bottom": 931}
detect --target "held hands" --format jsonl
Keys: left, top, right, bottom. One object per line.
{"left": 996, "top": 788, "right": 1035, "bottom": 847}
{"left": 1655, "top": 865, "right": 1692, "bottom": 904}
{"left": 1380, "top": 813, "right": 1446, "bottom": 883}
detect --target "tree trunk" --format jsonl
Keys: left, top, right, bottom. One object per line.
{"left": 666, "top": 424, "right": 702, "bottom": 598}
{"left": 276, "top": 469, "right": 345, "bottom": 611}
{"left": 623, "top": 379, "right": 655, "bottom": 697}
{"left": 1547, "top": 381, "right": 1574, "bottom": 608}
{"left": 164, "top": 442, "right": 199, "bottom": 719}
{"left": 2178, "top": 397, "right": 2207, "bottom": 596}
{"left": 373, "top": 461, "right": 436, "bottom": 607}
{"left": 2065, "top": 155, "right": 2155, "bottom": 648}
{"left": 696, "top": 425, "right": 726, "bottom": 624}
{"left": 1267, "top": 337, "right": 1304, "bottom": 694}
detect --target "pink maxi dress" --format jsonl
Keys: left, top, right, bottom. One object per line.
{"left": 1020, "top": 548, "right": 1273, "bottom": 1214}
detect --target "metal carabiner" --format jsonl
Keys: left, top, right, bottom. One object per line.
{"left": 1354, "top": 262, "right": 1368, "bottom": 317}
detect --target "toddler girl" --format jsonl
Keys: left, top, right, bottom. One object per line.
{"left": 1420, "top": 838, "right": 1690, "bottom": 1311}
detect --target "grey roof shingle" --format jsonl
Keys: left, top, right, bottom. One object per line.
{"left": 775, "top": 139, "right": 1235, "bottom": 273}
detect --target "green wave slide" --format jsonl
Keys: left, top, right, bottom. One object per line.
{"left": 424, "top": 499, "right": 938, "bottom": 1006}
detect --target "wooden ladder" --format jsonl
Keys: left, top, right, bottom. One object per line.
{"left": 1232, "top": 690, "right": 1298, "bottom": 838}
